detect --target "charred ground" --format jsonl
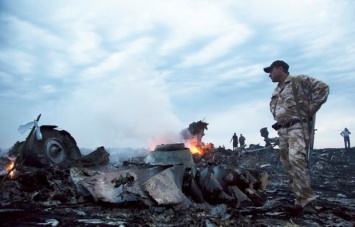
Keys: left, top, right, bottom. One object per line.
{"left": 1, "top": 147, "right": 354, "bottom": 226}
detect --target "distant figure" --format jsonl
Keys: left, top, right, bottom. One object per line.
{"left": 230, "top": 133, "right": 238, "bottom": 150}
{"left": 239, "top": 134, "right": 246, "bottom": 148}
{"left": 340, "top": 128, "right": 351, "bottom": 149}
{"left": 260, "top": 127, "right": 271, "bottom": 147}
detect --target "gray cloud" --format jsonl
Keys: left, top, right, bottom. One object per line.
{"left": 1, "top": 0, "right": 355, "bottom": 150}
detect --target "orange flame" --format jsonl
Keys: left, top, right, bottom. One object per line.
{"left": 6, "top": 160, "right": 16, "bottom": 179}
{"left": 189, "top": 145, "right": 204, "bottom": 155}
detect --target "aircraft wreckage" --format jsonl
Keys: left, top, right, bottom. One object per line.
{"left": 3, "top": 118, "right": 269, "bottom": 209}
{"left": 1, "top": 117, "right": 354, "bottom": 226}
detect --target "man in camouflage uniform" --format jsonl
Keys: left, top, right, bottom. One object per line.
{"left": 264, "top": 60, "right": 329, "bottom": 214}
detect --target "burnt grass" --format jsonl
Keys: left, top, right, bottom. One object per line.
{"left": 1, "top": 147, "right": 354, "bottom": 226}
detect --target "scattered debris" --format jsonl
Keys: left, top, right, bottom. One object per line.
{"left": 1, "top": 120, "right": 354, "bottom": 226}
{"left": 1, "top": 146, "right": 354, "bottom": 226}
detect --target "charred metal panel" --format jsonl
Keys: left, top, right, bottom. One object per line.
{"left": 144, "top": 143, "right": 194, "bottom": 167}
{"left": 143, "top": 164, "right": 191, "bottom": 207}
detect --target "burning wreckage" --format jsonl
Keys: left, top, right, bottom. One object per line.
{"left": 1, "top": 117, "right": 355, "bottom": 226}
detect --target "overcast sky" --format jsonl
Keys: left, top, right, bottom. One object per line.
{"left": 1, "top": 0, "right": 354, "bottom": 151}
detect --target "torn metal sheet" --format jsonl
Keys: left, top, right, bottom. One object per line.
{"left": 79, "top": 164, "right": 193, "bottom": 207}
{"left": 79, "top": 165, "right": 190, "bottom": 206}
{"left": 143, "top": 164, "right": 191, "bottom": 207}
{"left": 81, "top": 166, "right": 141, "bottom": 204}
{"left": 183, "top": 165, "right": 268, "bottom": 207}
{"left": 184, "top": 166, "right": 204, "bottom": 203}
{"left": 197, "top": 166, "right": 234, "bottom": 204}
{"left": 212, "top": 166, "right": 252, "bottom": 207}
{"left": 69, "top": 167, "right": 93, "bottom": 197}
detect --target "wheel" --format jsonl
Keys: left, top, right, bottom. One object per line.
{"left": 23, "top": 125, "right": 81, "bottom": 168}
{"left": 45, "top": 138, "right": 66, "bottom": 164}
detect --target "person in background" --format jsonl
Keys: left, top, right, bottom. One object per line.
{"left": 264, "top": 60, "right": 329, "bottom": 215}
{"left": 230, "top": 133, "right": 238, "bottom": 150}
{"left": 340, "top": 127, "right": 351, "bottom": 149}
{"left": 239, "top": 134, "right": 246, "bottom": 149}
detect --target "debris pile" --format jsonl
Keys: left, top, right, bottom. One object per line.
{"left": 1, "top": 119, "right": 354, "bottom": 226}
{"left": 1, "top": 144, "right": 354, "bottom": 226}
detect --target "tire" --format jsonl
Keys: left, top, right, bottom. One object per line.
{"left": 23, "top": 125, "right": 81, "bottom": 168}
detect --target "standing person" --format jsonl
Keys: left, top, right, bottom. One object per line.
{"left": 340, "top": 128, "right": 351, "bottom": 149}
{"left": 230, "top": 133, "right": 238, "bottom": 150}
{"left": 239, "top": 134, "right": 246, "bottom": 148}
{"left": 264, "top": 60, "right": 329, "bottom": 214}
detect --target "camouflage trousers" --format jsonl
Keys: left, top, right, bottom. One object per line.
{"left": 278, "top": 124, "right": 317, "bottom": 207}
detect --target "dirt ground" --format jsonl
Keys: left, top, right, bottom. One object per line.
{"left": 0, "top": 147, "right": 354, "bottom": 226}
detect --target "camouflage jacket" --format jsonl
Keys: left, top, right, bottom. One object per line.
{"left": 270, "top": 75, "right": 329, "bottom": 123}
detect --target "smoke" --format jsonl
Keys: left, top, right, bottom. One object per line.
{"left": 180, "top": 128, "right": 193, "bottom": 141}
{"left": 106, "top": 147, "right": 148, "bottom": 165}
{"left": 52, "top": 63, "right": 187, "bottom": 149}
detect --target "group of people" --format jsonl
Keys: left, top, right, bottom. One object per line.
{"left": 230, "top": 133, "right": 245, "bottom": 150}
{"left": 230, "top": 127, "right": 351, "bottom": 151}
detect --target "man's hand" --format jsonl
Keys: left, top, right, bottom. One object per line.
{"left": 272, "top": 122, "right": 279, "bottom": 131}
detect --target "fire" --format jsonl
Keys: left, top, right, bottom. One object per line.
{"left": 189, "top": 145, "right": 204, "bottom": 155}
{"left": 5, "top": 160, "right": 16, "bottom": 179}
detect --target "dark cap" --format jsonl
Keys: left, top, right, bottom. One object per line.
{"left": 263, "top": 60, "right": 289, "bottom": 73}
